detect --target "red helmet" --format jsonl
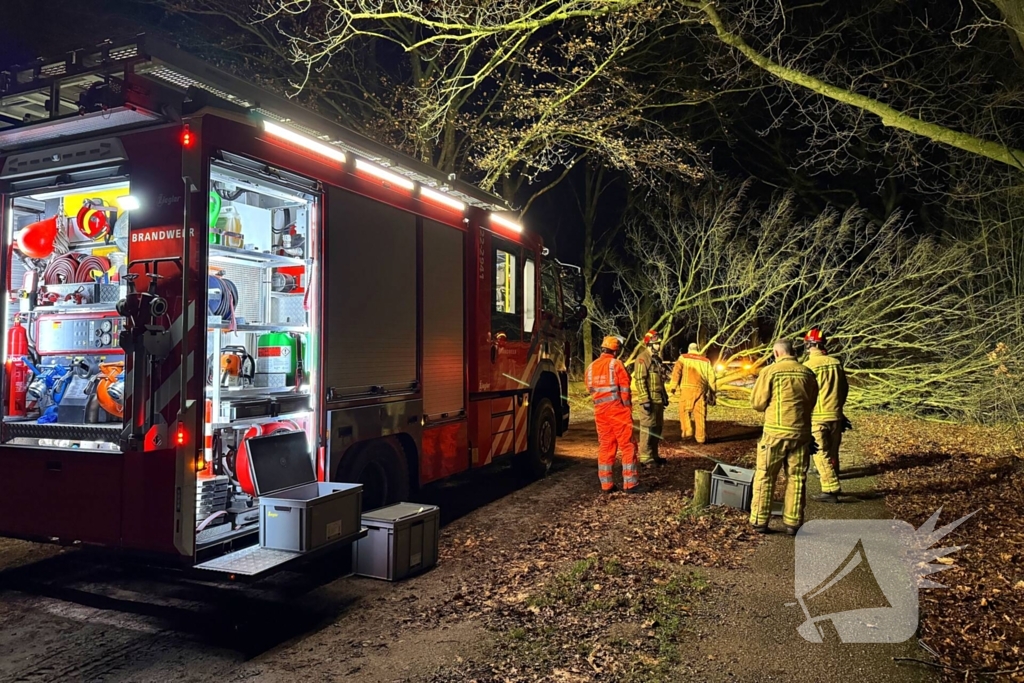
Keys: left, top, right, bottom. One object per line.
{"left": 804, "top": 328, "right": 826, "bottom": 345}
{"left": 643, "top": 329, "right": 660, "bottom": 345}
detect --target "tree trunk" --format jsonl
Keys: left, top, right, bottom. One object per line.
{"left": 693, "top": 470, "right": 711, "bottom": 508}
{"left": 580, "top": 164, "right": 604, "bottom": 367}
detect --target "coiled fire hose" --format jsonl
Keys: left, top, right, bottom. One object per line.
{"left": 42, "top": 254, "right": 79, "bottom": 284}
{"left": 208, "top": 274, "right": 238, "bottom": 331}
{"left": 74, "top": 255, "right": 110, "bottom": 283}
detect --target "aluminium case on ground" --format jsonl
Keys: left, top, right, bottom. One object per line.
{"left": 352, "top": 502, "right": 439, "bottom": 581}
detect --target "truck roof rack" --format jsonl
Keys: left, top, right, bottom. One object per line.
{"left": 0, "top": 35, "right": 509, "bottom": 212}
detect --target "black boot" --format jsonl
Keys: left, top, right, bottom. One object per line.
{"left": 623, "top": 484, "right": 650, "bottom": 494}
{"left": 812, "top": 492, "right": 841, "bottom": 504}
{"left": 784, "top": 525, "right": 801, "bottom": 536}
{"left": 751, "top": 524, "right": 771, "bottom": 534}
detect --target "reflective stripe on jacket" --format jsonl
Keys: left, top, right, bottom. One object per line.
{"left": 632, "top": 347, "right": 667, "bottom": 405}
{"left": 803, "top": 349, "right": 848, "bottom": 423}
{"left": 671, "top": 353, "right": 717, "bottom": 397}
{"left": 586, "top": 353, "right": 632, "bottom": 411}
{"left": 750, "top": 357, "right": 818, "bottom": 438}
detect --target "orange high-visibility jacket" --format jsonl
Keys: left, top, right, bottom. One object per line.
{"left": 586, "top": 353, "right": 633, "bottom": 414}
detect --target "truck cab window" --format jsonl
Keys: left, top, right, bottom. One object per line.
{"left": 493, "top": 245, "right": 521, "bottom": 341}
{"left": 542, "top": 265, "right": 563, "bottom": 321}
{"left": 524, "top": 258, "right": 536, "bottom": 335}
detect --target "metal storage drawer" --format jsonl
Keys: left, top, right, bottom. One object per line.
{"left": 259, "top": 482, "right": 362, "bottom": 553}
{"left": 353, "top": 503, "right": 439, "bottom": 581}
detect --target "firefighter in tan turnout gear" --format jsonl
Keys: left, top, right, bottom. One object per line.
{"left": 749, "top": 338, "right": 819, "bottom": 535}
{"left": 670, "top": 343, "right": 717, "bottom": 444}
{"left": 802, "top": 328, "right": 850, "bottom": 504}
{"left": 633, "top": 330, "right": 669, "bottom": 468}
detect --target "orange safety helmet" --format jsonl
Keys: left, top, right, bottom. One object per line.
{"left": 643, "top": 329, "right": 660, "bottom": 345}
{"left": 804, "top": 328, "right": 826, "bottom": 345}
{"left": 601, "top": 335, "right": 622, "bottom": 353}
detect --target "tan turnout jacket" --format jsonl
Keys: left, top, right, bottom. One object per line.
{"left": 802, "top": 349, "right": 848, "bottom": 424}
{"left": 670, "top": 353, "right": 717, "bottom": 401}
{"left": 632, "top": 347, "right": 667, "bottom": 406}
{"left": 750, "top": 357, "right": 818, "bottom": 439}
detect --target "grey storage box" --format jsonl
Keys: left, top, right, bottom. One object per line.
{"left": 353, "top": 503, "right": 439, "bottom": 581}
{"left": 710, "top": 463, "right": 754, "bottom": 511}
{"left": 248, "top": 431, "right": 363, "bottom": 553}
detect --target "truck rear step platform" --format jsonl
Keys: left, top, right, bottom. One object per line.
{"left": 195, "top": 527, "right": 367, "bottom": 577}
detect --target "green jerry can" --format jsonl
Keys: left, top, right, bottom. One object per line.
{"left": 256, "top": 332, "right": 298, "bottom": 385}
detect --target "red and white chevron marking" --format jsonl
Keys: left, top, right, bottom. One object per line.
{"left": 490, "top": 425, "right": 515, "bottom": 459}
{"left": 204, "top": 399, "right": 213, "bottom": 464}
{"left": 123, "top": 301, "right": 197, "bottom": 449}
{"left": 514, "top": 397, "right": 529, "bottom": 454}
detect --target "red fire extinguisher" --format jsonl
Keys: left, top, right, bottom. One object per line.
{"left": 6, "top": 317, "right": 29, "bottom": 417}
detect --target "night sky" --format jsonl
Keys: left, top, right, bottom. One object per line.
{"left": 3, "top": 0, "right": 1015, "bottom": 264}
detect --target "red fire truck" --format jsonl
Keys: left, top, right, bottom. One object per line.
{"left": 0, "top": 37, "right": 576, "bottom": 575}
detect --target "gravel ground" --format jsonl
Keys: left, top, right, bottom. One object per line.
{"left": 0, "top": 407, "right": 938, "bottom": 682}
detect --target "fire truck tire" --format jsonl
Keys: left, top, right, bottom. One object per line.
{"left": 515, "top": 397, "right": 556, "bottom": 480}
{"left": 340, "top": 437, "right": 410, "bottom": 510}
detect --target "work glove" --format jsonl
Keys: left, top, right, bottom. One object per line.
{"left": 642, "top": 402, "right": 652, "bottom": 414}
{"left": 841, "top": 416, "right": 853, "bottom": 432}
{"left": 708, "top": 392, "right": 717, "bottom": 407}
{"left": 808, "top": 439, "right": 820, "bottom": 456}
{"left": 661, "top": 390, "right": 669, "bottom": 404}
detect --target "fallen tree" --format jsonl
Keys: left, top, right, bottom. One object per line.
{"left": 610, "top": 181, "right": 1022, "bottom": 422}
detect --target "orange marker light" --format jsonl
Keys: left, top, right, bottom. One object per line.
{"left": 181, "top": 125, "right": 194, "bottom": 148}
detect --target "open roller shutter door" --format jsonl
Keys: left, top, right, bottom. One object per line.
{"left": 325, "top": 188, "right": 417, "bottom": 400}
{"left": 422, "top": 219, "right": 465, "bottom": 420}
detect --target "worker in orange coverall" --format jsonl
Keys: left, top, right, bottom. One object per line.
{"left": 585, "top": 336, "right": 644, "bottom": 494}
{"left": 670, "top": 342, "right": 718, "bottom": 444}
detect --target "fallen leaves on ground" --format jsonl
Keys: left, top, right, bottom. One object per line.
{"left": 858, "top": 416, "right": 1024, "bottom": 681}
{"left": 423, "top": 422, "right": 763, "bottom": 682}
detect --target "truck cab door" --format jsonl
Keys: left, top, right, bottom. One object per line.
{"left": 479, "top": 233, "right": 533, "bottom": 393}
{"left": 540, "top": 261, "right": 567, "bottom": 370}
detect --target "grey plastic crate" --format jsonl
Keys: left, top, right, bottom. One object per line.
{"left": 353, "top": 503, "right": 439, "bottom": 581}
{"left": 247, "top": 431, "right": 363, "bottom": 553}
{"left": 710, "top": 463, "right": 754, "bottom": 511}
{"left": 259, "top": 482, "right": 362, "bottom": 553}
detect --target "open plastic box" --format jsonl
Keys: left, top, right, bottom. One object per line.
{"left": 248, "top": 431, "right": 363, "bottom": 553}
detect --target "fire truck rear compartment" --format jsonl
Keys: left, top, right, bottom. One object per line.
{"left": 197, "top": 162, "right": 318, "bottom": 556}
{"left": 3, "top": 178, "right": 130, "bottom": 449}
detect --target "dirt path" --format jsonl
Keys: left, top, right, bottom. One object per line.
{"left": 0, "top": 409, "right": 939, "bottom": 682}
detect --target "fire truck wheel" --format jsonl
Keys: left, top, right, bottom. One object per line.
{"left": 516, "top": 397, "right": 556, "bottom": 480}
{"left": 340, "top": 438, "right": 410, "bottom": 510}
